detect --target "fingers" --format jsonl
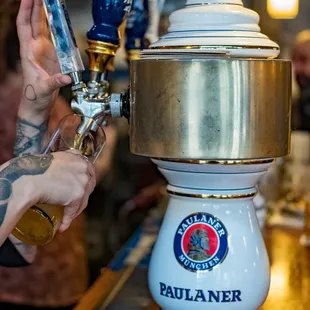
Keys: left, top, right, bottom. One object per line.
{"left": 31, "top": 0, "right": 45, "bottom": 39}
{"left": 58, "top": 177, "right": 95, "bottom": 233}
{"left": 66, "top": 149, "right": 81, "bottom": 156}
{"left": 48, "top": 74, "right": 72, "bottom": 90}
{"left": 17, "top": 0, "right": 46, "bottom": 40}
{"left": 58, "top": 207, "right": 76, "bottom": 233}
{"left": 17, "top": 0, "right": 34, "bottom": 44}
{"left": 58, "top": 152, "right": 96, "bottom": 233}
{"left": 69, "top": 150, "right": 96, "bottom": 195}
{"left": 42, "top": 18, "right": 52, "bottom": 40}
{"left": 58, "top": 188, "right": 82, "bottom": 232}
{"left": 76, "top": 176, "right": 96, "bottom": 217}
{"left": 87, "top": 160, "right": 96, "bottom": 183}
{"left": 42, "top": 74, "right": 72, "bottom": 94}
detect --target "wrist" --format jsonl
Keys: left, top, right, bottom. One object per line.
{"left": 19, "top": 99, "right": 50, "bottom": 124}
{"left": 10, "top": 176, "right": 39, "bottom": 214}
{"left": 19, "top": 88, "right": 59, "bottom": 121}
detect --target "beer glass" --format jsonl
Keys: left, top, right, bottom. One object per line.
{"left": 12, "top": 114, "right": 105, "bottom": 245}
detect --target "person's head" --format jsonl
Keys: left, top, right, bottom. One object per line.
{"left": 0, "top": 0, "right": 20, "bottom": 82}
{"left": 292, "top": 30, "right": 310, "bottom": 89}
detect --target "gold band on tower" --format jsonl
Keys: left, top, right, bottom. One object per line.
{"left": 86, "top": 40, "right": 119, "bottom": 73}
{"left": 127, "top": 49, "right": 141, "bottom": 61}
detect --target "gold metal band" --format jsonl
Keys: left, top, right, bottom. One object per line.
{"left": 86, "top": 40, "right": 119, "bottom": 73}
{"left": 155, "top": 158, "right": 275, "bottom": 165}
{"left": 126, "top": 50, "right": 141, "bottom": 61}
{"left": 167, "top": 190, "right": 257, "bottom": 200}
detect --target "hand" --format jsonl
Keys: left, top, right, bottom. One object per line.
{"left": 10, "top": 151, "right": 96, "bottom": 232}
{"left": 0, "top": 151, "right": 95, "bottom": 245}
{"left": 16, "top": 0, "right": 71, "bottom": 113}
{"left": 33, "top": 151, "right": 96, "bottom": 232}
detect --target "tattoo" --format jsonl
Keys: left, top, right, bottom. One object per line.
{"left": 0, "top": 179, "right": 12, "bottom": 224}
{"left": 24, "top": 84, "right": 37, "bottom": 101}
{"left": 0, "top": 154, "right": 53, "bottom": 226}
{"left": 14, "top": 118, "right": 48, "bottom": 156}
{"left": 8, "top": 235, "right": 37, "bottom": 263}
{"left": 11, "top": 99, "right": 50, "bottom": 256}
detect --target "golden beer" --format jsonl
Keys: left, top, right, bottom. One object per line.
{"left": 12, "top": 204, "right": 64, "bottom": 245}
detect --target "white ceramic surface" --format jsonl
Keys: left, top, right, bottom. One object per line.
{"left": 150, "top": 0, "right": 279, "bottom": 58}
{"left": 148, "top": 161, "right": 271, "bottom": 310}
{"left": 254, "top": 190, "right": 267, "bottom": 229}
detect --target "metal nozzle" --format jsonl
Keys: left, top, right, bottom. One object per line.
{"left": 69, "top": 72, "right": 88, "bottom": 93}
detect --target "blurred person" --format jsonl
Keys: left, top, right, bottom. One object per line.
{"left": 292, "top": 30, "right": 310, "bottom": 130}
{"left": 0, "top": 0, "right": 116, "bottom": 309}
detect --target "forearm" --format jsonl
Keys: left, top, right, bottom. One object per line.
{"left": 0, "top": 166, "right": 35, "bottom": 265}
{"left": 12, "top": 88, "right": 50, "bottom": 259}
{"left": 14, "top": 86, "right": 57, "bottom": 156}
{"left": 0, "top": 190, "right": 23, "bottom": 246}
{"left": 0, "top": 188, "right": 36, "bottom": 265}
{"left": 11, "top": 87, "right": 56, "bottom": 260}
{"left": 0, "top": 186, "right": 31, "bottom": 246}
{"left": 0, "top": 154, "right": 54, "bottom": 265}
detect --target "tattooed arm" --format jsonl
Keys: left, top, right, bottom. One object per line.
{"left": 0, "top": 154, "right": 54, "bottom": 265}
{"left": 0, "top": 152, "right": 96, "bottom": 265}
{"left": 15, "top": 0, "right": 72, "bottom": 155}
{"left": 11, "top": 106, "right": 49, "bottom": 262}
{"left": 11, "top": 84, "right": 51, "bottom": 263}
{"left": 14, "top": 116, "right": 48, "bottom": 156}
{"left": 9, "top": 0, "right": 72, "bottom": 262}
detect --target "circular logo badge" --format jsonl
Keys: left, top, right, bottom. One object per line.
{"left": 174, "top": 213, "right": 228, "bottom": 273}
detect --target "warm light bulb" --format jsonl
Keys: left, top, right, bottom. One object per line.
{"left": 267, "top": 0, "right": 299, "bottom": 19}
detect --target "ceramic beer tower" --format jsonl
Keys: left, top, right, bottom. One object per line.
{"left": 130, "top": 1, "right": 291, "bottom": 309}
{"left": 29, "top": 0, "right": 291, "bottom": 309}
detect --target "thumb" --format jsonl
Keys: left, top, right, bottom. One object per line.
{"left": 58, "top": 201, "right": 80, "bottom": 233}
{"left": 44, "top": 74, "right": 72, "bottom": 93}
{"left": 58, "top": 212, "right": 74, "bottom": 233}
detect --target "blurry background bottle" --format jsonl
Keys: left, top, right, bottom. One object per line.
{"left": 266, "top": 131, "right": 310, "bottom": 228}
{"left": 12, "top": 114, "right": 106, "bottom": 245}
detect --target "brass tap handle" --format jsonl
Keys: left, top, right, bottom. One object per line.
{"left": 86, "top": 0, "right": 133, "bottom": 74}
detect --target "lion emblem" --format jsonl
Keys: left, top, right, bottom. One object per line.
{"left": 187, "top": 229, "right": 211, "bottom": 261}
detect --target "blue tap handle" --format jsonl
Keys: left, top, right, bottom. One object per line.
{"left": 125, "top": 0, "right": 149, "bottom": 51}
{"left": 87, "top": 0, "right": 133, "bottom": 46}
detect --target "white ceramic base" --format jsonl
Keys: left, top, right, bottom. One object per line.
{"left": 148, "top": 160, "right": 272, "bottom": 310}
{"left": 254, "top": 190, "right": 267, "bottom": 229}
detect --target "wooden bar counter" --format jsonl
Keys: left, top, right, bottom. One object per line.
{"left": 261, "top": 227, "right": 310, "bottom": 310}
{"left": 76, "top": 214, "right": 310, "bottom": 310}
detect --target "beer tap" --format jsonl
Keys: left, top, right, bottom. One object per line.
{"left": 43, "top": 0, "right": 133, "bottom": 137}
{"left": 125, "top": 0, "right": 150, "bottom": 61}
{"left": 86, "top": 0, "right": 131, "bottom": 85}
{"left": 12, "top": 0, "right": 138, "bottom": 246}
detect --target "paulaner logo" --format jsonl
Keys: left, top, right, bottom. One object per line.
{"left": 159, "top": 282, "right": 242, "bottom": 303}
{"left": 174, "top": 213, "right": 228, "bottom": 272}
